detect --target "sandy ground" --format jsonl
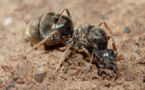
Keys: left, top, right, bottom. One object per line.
{"left": 0, "top": 0, "right": 145, "bottom": 90}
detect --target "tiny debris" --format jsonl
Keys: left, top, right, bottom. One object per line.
{"left": 5, "top": 85, "right": 15, "bottom": 90}
{"left": 38, "top": 67, "right": 45, "bottom": 73}
{"left": 15, "top": 78, "right": 25, "bottom": 84}
{"left": 3, "top": 17, "right": 12, "bottom": 26}
{"left": 22, "top": 56, "right": 27, "bottom": 59}
{"left": 101, "top": 15, "right": 107, "bottom": 20}
{"left": 126, "top": 76, "right": 135, "bottom": 81}
{"left": 124, "top": 27, "right": 131, "bottom": 33}
{"left": 78, "top": 62, "right": 81, "bottom": 66}
{"left": 135, "top": 49, "right": 140, "bottom": 55}
{"left": 34, "top": 73, "right": 47, "bottom": 83}
{"left": 62, "top": 69, "right": 68, "bottom": 74}
{"left": 48, "top": 77, "right": 52, "bottom": 82}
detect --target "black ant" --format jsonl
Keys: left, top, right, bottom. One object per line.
{"left": 53, "top": 22, "right": 119, "bottom": 75}
{"left": 25, "top": 8, "right": 73, "bottom": 54}
{"left": 25, "top": 8, "right": 119, "bottom": 76}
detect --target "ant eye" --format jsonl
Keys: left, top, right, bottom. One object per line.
{"left": 54, "top": 18, "right": 59, "bottom": 23}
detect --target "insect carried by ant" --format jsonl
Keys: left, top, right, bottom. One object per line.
{"left": 25, "top": 8, "right": 119, "bottom": 76}
{"left": 25, "top": 8, "right": 73, "bottom": 54}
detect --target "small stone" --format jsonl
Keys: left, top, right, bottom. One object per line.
{"left": 16, "top": 78, "right": 25, "bottom": 84}
{"left": 22, "top": 56, "right": 27, "bottom": 59}
{"left": 3, "top": 17, "right": 12, "bottom": 26}
{"left": 34, "top": 73, "right": 47, "bottom": 83}
{"left": 48, "top": 77, "right": 52, "bottom": 82}
{"left": 124, "top": 27, "right": 131, "bottom": 33}
{"left": 78, "top": 62, "right": 81, "bottom": 66}
{"left": 126, "top": 76, "right": 135, "bottom": 81}
{"left": 5, "top": 85, "right": 15, "bottom": 90}
{"left": 62, "top": 69, "right": 68, "bottom": 74}
{"left": 135, "top": 49, "right": 140, "bottom": 55}
{"left": 101, "top": 15, "right": 107, "bottom": 20}
{"left": 38, "top": 67, "right": 45, "bottom": 73}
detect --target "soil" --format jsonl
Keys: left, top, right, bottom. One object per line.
{"left": 0, "top": 0, "right": 145, "bottom": 90}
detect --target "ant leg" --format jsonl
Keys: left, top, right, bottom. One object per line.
{"left": 97, "top": 20, "right": 114, "bottom": 35}
{"left": 111, "top": 64, "right": 118, "bottom": 74}
{"left": 84, "top": 50, "right": 95, "bottom": 73}
{"left": 98, "top": 66, "right": 105, "bottom": 76}
{"left": 53, "top": 46, "right": 71, "bottom": 74}
{"left": 26, "top": 30, "right": 66, "bottom": 54}
{"left": 81, "top": 46, "right": 91, "bottom": 57}
{"left": 107, "top": 36, "right": 111, "bottom": 40}
{"left": 60, "top": 8, "right": 72, "bottom": 18}
{"left": 107, "top": 35, "right": 118, "bottom": 59}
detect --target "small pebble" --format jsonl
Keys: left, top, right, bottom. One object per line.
{"left": 126, "top": 76, "right": 135, "bottom": 81}
{"left": 16, "top": 78, "right": 25, "bottom": 84}
{"left": 38, "top": 67, "right": 45, "bottom": 73}
{"left": 124, "top": 27, "right": 131, "bottom": 33}
{"left": 78, "top": 62, "right": 81, "bottom": 66}
{"left": 5, "top": 85, "right": 15, "bottom": 90}
{"left": 3, "top": 17, "right": 12, "bottom": 26}
{"left": 135, "top": 49, "right": 140, "bottom": 55}
{"left": 48, "top": 77, "right": 52, "bottom": 82}
{"left": 34, "top": 73, "right": 47, "bottom": 83}
{"left": 62, "top": 69, "right": 68, "bottom": 74}
{"left": 101, "top": 15, "right": 107, "bottom": 20}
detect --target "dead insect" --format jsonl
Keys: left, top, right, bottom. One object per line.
{"left": 25, "top": 8, "right": 74, "bottom": 54}
{"left": 53, "top": 20, "right": 118, "bottom": 75}
{"left": 25, "top": 8, "right": 119, "bottom": 75}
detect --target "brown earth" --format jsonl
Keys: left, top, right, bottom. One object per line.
{"left": 0, "top": 0, "right": 145, "bottom": 90}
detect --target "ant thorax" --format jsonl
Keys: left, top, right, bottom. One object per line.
{"left": 71, "top": 24, "right": 108, "bottom": 52}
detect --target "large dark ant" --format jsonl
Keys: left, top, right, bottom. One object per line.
{"left": 25, "top": 8, "right": 119, "bottom": 76}
{"left": 53, "top": 22, "right": 119, "bottom": 75}
{"left": 25, "top": 8, "right": 73, "bottom": 54}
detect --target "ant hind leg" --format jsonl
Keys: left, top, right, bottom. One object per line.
{"left": 52, "top": 46, "right": 71, "bottom": 74}
{"left": 60, "top": 8, "right": 72, "bottom": 18}
{"left": 26, "top": 30, "right": 66, "bottom": 54}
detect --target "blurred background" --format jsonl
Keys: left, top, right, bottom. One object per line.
{"left": 0, "top": 0, "right": 144, "bottom": 89}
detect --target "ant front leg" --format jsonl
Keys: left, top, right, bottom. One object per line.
{"left": 111, "top": 63, "right": 118, "bottom": 74}
{"left": 60, "top": 8, "right": 72, "bottom": 18}
{"left": 81, "top": 46, "right": 91, "bottom": 57}
{"left": 52, "top": 45, "right": 71, "bottom": 74}
{"left": 98, "top": 65, "right": 105, "bottom": 76}
{"left": 84, "top": 50, "right": 95, "bottom": 74}
{"left": 26, "top": 30, "right": 66, "bottom": 54}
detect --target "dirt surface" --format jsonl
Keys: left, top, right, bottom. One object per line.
{"left": 0, "top": 0, "right": 145, "bottom": 90}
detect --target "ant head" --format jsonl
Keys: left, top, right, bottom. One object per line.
{"left": 96, "top": 49, "right": 116, "bottom": 68}
{"left": 102, "top": 49, "right": 116, "bottom": 61}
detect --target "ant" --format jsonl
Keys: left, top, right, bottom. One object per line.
{"left": 25, "top": 8, "right": 119, "bottom": 76}
{"left": 53, "top": 22, "right": 119, "bottom": 75}
{"left": 25, "top": 8, "right": 73, "bottom": 54}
